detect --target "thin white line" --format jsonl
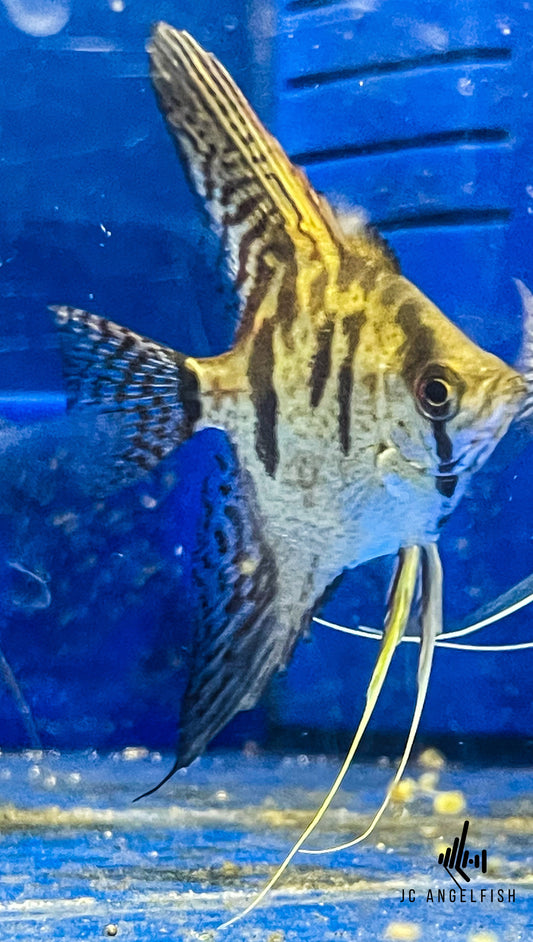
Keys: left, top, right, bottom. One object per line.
{"left": 312, "top": 617, "right": 533, "bottom": 652}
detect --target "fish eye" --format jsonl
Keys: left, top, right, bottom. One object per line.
{"left": 415, "top": 365, "right": 459, "bottom": 421}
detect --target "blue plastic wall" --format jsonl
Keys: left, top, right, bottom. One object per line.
{"left": 0, "top": 0, "right": 532, "bottom": 754}
{"left": 273, "top": 0, "right": 533, "bottom": 749}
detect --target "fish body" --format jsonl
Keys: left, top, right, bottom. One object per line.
{"left": 54, "top": 24, "right": 527, "bottom": 771}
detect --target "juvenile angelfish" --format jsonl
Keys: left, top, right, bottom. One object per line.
{"left": 53, "top": 24, "right": 527, "bottom": 830}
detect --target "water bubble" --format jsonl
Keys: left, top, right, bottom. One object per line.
{"left": 457, "top": 77, "right": 474, "bottom": 96}
{"left": 1, "top": 0, "right": 71, "bottom": 37}
{"left": 497, "top": 17, "right": 512, "bottom": 35}
{"left": 223, "top": 14, "right": 238, "bottom": 31}
{"left": 526, "top": 185, "right": 533, "bottom": 199}
{"left": 412, "top": 23, "right": 449, "bottom": 51}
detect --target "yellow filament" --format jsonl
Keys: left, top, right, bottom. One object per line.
{"left": 217, "top": 545, "right": 420, "bottom": 931}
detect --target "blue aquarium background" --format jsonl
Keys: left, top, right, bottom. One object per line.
{"left": 0, "top": 0, "right": 532, "bottom": 758}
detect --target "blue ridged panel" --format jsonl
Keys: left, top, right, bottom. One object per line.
{"left": 279, "top": 64, "right": 513, "bottom": 158}
{"left": 279, "top": 0, "right": 514, "bottom": 79}
{"left": 272, "top": 0, "right": 533, "bottom": 740}
{"left": 273, "top": 0, "right": 533, "bottom": 350}
{"left": 298, "top": 144, "right": 513, "bottom": 226}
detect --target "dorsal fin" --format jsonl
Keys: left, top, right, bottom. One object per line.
{"left": 149, "top": 24, "right": 402, "bottom": 346}
{"left": 149, "top": 24, "right": 347, "bottom": 342}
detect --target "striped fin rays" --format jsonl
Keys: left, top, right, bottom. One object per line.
{"left": 149, "top": 24, "right": 342, "bottom": 343}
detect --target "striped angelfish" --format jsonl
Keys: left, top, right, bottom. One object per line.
{"left": 51, "top": 23, "right": 533, "bottom": 927}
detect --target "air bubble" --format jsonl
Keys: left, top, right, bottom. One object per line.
{"left": 1, "top": 0, "right": 70, "bottom": 36}
{"left": 457, "top": 77, "right": 474, "bottom": 96}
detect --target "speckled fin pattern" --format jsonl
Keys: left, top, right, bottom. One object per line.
{"left": 52, "top": 306, "right": 200, "bottom": 487}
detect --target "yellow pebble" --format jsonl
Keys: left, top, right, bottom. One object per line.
{"left": 219, "top": 860, "right": 240, "bottom": 878}
{"left": 433, "top": 790, "right": 466, "bottom": 815}
{"left": 468, "top": 932, "right": 499, "bottom": 942}
{"left": 391, "top": 777, "right": 416, "bottom": 803}
{"left": 267, "top": 933, "right": 285, "bottom": 942}
{"left": 418, "top": 747, "right": 446, "bottom": 770}
{"left": 104, "top": 927, "right": 118, "bottom": 938}
{"left": 384, "top": 921, "right": 421, "bottom": 941}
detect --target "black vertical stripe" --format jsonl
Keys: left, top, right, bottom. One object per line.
{"left": 432, "top": 420, "right": 458, "bottom": 498}
{"left": 238, "top": 252, "right": 275, "bottom": 339}
{"left": 396, "top": 300, "right": 436, "bottom": 387}
{"left": 248, "top": 320, "right": 279, "bottom": 476}
{"left": 432, "top": 420, "right": 453, "bottom": 464}
{"left": 309, "top": 322, "right": 334, "bottom": 408}
{"left": 274, "top": 236, "right": 299, "bottom": 338}
{"left": 338, "top": 363, "right": 353, "bottom": 455}
{"left": 338, "top": 312, "right": 365, "bottom": 455}
{"left": 175, "top": 353, "right": 202, "bottom": 434}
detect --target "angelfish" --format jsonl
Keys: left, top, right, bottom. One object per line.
{"left": 51, "top": 23, "right": 531, "bottom": 926}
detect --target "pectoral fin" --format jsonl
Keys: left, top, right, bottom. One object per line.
{"left": 52, "top": 306, "right": 200, "bottom": 490}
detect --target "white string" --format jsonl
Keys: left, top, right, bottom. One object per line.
{"left": 438, "top": 590, "right": 533, "bottom": 640}
{"left": 313, "top": 581, "right": 533, "bottom": 652}
{"left": 312, "top": 618, "right": 533, "bottom": 652}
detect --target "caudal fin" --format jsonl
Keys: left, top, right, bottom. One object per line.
{"left": 52, "top": 306, "right": 201, "bottom": 489}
